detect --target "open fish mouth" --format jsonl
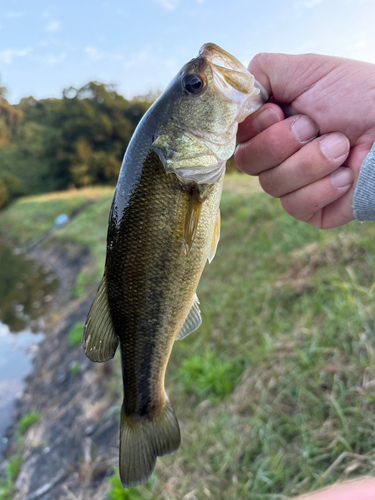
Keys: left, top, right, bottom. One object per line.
{"left": 199, "top": 42, "right": 269, "bottom": 119}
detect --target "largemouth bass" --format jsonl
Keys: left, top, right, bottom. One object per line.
{"left": 84, "top": 43, "right": 267, "bottom": 488}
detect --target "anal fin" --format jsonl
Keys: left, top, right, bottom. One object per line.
{"left": 208, "top": 208, "right": 220, "bottom": 263}
{"left": 83, "top": 275, "right": 118, "bottom": 362}
{"left": 176, "top": 294, "right": 202, "bottom": 340}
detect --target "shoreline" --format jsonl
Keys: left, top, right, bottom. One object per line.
{"left": 2, "top": 237, "right": 120, "bottom": 500}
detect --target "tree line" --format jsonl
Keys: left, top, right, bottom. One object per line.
{"left": 0, "top": 79, "right": 239, "bottom": 209}
{"left": 0, "top": 80, "right": 153, "bottom": 207}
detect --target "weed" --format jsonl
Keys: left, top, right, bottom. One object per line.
{"left": 0, "top": 479, "right": 14, "bottom": 500}
{"left": 6, "top": 455, "right": 21, "bottom": 483}
{"left": 70, "top": 362, "right": 81, "bottom": 374}
{"left": 17, "top": 412, "right": 40, "bottom": 436}
{"left": 71, "top": 271, "right": 88, "bottom": 298}
{"left": 107, "top": 470, "right": 144, "bottom": 500}
{"left": 0, "top": 454, "right": 22, "bottom": 500}
{"left": 68, "top": 322, "right": 85, "bottom": 348}
{"left": 179, "top": 351, "right": 243, "bottom": 403}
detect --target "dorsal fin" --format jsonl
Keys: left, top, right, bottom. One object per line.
{"left": 176, "top": 294, "right": 202, "bottom": 340}
{"left": 83, "top": 275, "right": 119, "bottom": 362}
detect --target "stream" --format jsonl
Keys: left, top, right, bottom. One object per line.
{"left": 0, "top": 240, "right": 58, "bottom": 454}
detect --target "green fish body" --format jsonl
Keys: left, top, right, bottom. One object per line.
{"left": 84, "top": 43, "right": 266, "bottom": 488}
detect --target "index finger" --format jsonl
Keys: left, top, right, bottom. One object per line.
{"left": 237, "top": 103, "right": 284, "bottom": 143}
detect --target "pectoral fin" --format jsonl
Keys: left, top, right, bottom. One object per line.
{"left": 83, "top": 275, "right": 118, "bottom": 362}
{"left": 208, "top": 209, "right": 220, "bottom": 263}
{"left": 176, "top": 294, "right": 202, "bottom": 340}
{"left": 184, "top": 187, "right": 204, "bottom": 256}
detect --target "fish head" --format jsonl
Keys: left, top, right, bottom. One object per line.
{"left": 152, "top": 42, "right": 268, "bottom": 185}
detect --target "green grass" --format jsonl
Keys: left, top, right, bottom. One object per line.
{"left": 108, "top": 472, "right": 144, "bottom": 500}
{"left": 178, "top": 351, "right": 243, "bottom": 403}
{"left": 0, "top": 455, "right": 22, "bottom": 500}
{"left": 70, "top": 361, "right": 81, "bottom": 374}
{"left": 17, "top": 412, "right": 40, "bottom": 436}
{"left": 6, "top": 456, "right": 22, "bottom": 483}
{"left": 0, "top": 187, "right": 113, "bottom": 247}
{"left": 107, "top": 469, "right": 159, "bottom": 500}
{"left": 2, "top": 177, "right": 375, "bottom": 498}
{"left": 68, "top": 322, "right": 85, "bottom": 348}
{"left": 52, "top": 193, "right": 113, "bottom": 287}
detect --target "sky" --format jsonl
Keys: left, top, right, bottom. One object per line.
{"left": 1, "top": 0, "right": 375, "bottom": 103}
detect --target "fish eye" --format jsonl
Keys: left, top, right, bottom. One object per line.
{"left": 183, "top": 74, "right": 204, "bottom": 95}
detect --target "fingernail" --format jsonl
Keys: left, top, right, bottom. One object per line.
{"left": 253, "top": 108, "right": 281, "bottom": 132}
{"left": 331, "top": 167, "right": 354, "bottom": 189}
{"left": 320, "top": 133, "right": 350, "bottom": 159}
{"left": 292, "top": 115, "right": 319, "bottom": 143}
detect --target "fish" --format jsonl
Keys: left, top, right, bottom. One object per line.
{"left": 83, "top": 43, "right": 267, "bottom": 488}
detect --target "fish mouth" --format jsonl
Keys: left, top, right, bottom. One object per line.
{"left": 199, "top": 42, "right": 252, "bottom": 78}
{"left": 199, "top": 42, "right": 269, "bottom": 114}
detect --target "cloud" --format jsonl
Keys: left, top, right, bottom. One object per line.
{"left": 85, "top": 46, "right": 103, "bottom": 61}
{"left": 5, "top": 12, "right": 24, "bottom": 19}
{"left": 0, "top": 48, "right": 32, "bottom": 64}
{"left": 46, "top": 21, "right": 61, "bottom": 32}
{"left": 85, "top": 46, "right": 124, "bottom": 62}
{"left": 124, "top": 50, "right": 152, "bottom": 69}
{"left": 33, "top": 52, "right": 67, "bottom": 65}
{"left": 153, "top": 0, "right": 179, "bottom": 11}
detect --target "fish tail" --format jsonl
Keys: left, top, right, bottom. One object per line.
{"left": 119, "top": 398, "right": 181, "bottom": 488}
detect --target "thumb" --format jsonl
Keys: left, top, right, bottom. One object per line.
{"left": 249, "top": 53, "right": 340, "bottom": 104}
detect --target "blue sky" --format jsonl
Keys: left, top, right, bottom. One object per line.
{"left": 1, "top": 0, "right": 375, "bottom": 103}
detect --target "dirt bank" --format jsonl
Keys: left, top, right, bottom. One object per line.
{"left": 2, "top": 240, "right": 121, "bottom": 500}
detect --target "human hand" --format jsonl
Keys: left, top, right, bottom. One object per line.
{"left": 235, "top": 53, "right": 375, "bottom": 229}
{"left": 294, "top": 478, "right": 375, "bottom": 500}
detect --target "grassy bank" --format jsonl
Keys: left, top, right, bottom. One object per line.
{"left": 1, "top": 175, "right": 375, "bottom": 499}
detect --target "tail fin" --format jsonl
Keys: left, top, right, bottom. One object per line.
{"left": 119, "top": 398, "right": 181, "bottom": 488}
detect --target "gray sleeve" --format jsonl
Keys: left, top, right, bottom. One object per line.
{"left": 353, "top": 142, "right": 375, "bottom": 221}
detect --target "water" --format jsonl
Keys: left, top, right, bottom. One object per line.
{"left": 0, "top": 242, "right": 58, "bottom": 333}
{"left": 0, "top": 241, "right": 59, "bottom": 453}
{"left": 0, "top": 324, "right": 44, "bottom": 453}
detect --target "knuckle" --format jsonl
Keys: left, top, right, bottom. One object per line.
{"left": 281, "top": 194, "right": 315, "bottom": 222}
{"left": 262, "top": 130, "right": 287, "bottom": 164}
{"left": 280, "top": 194, "right": 296, "bottom": 217}
{"left": 259, "top": 169, "right": 281, "bottom": 197}
{"left": 234, "top": 145, "right": 249, "bottom": 174}
{"left": 249, "top": 52, "right": 267, "bottom": 71}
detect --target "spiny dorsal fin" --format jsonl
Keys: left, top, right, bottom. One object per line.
{"left": 83, "top": 275, "right": 118, "bottom": 362}
{"left": 208, "top": 208, "right": 220, "bottom": 263}
{"left": 176, "top": 294, "right": 202, "bottom": 340}
{"left": 184, "top": 187, "right": 204, "bottom": 256}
